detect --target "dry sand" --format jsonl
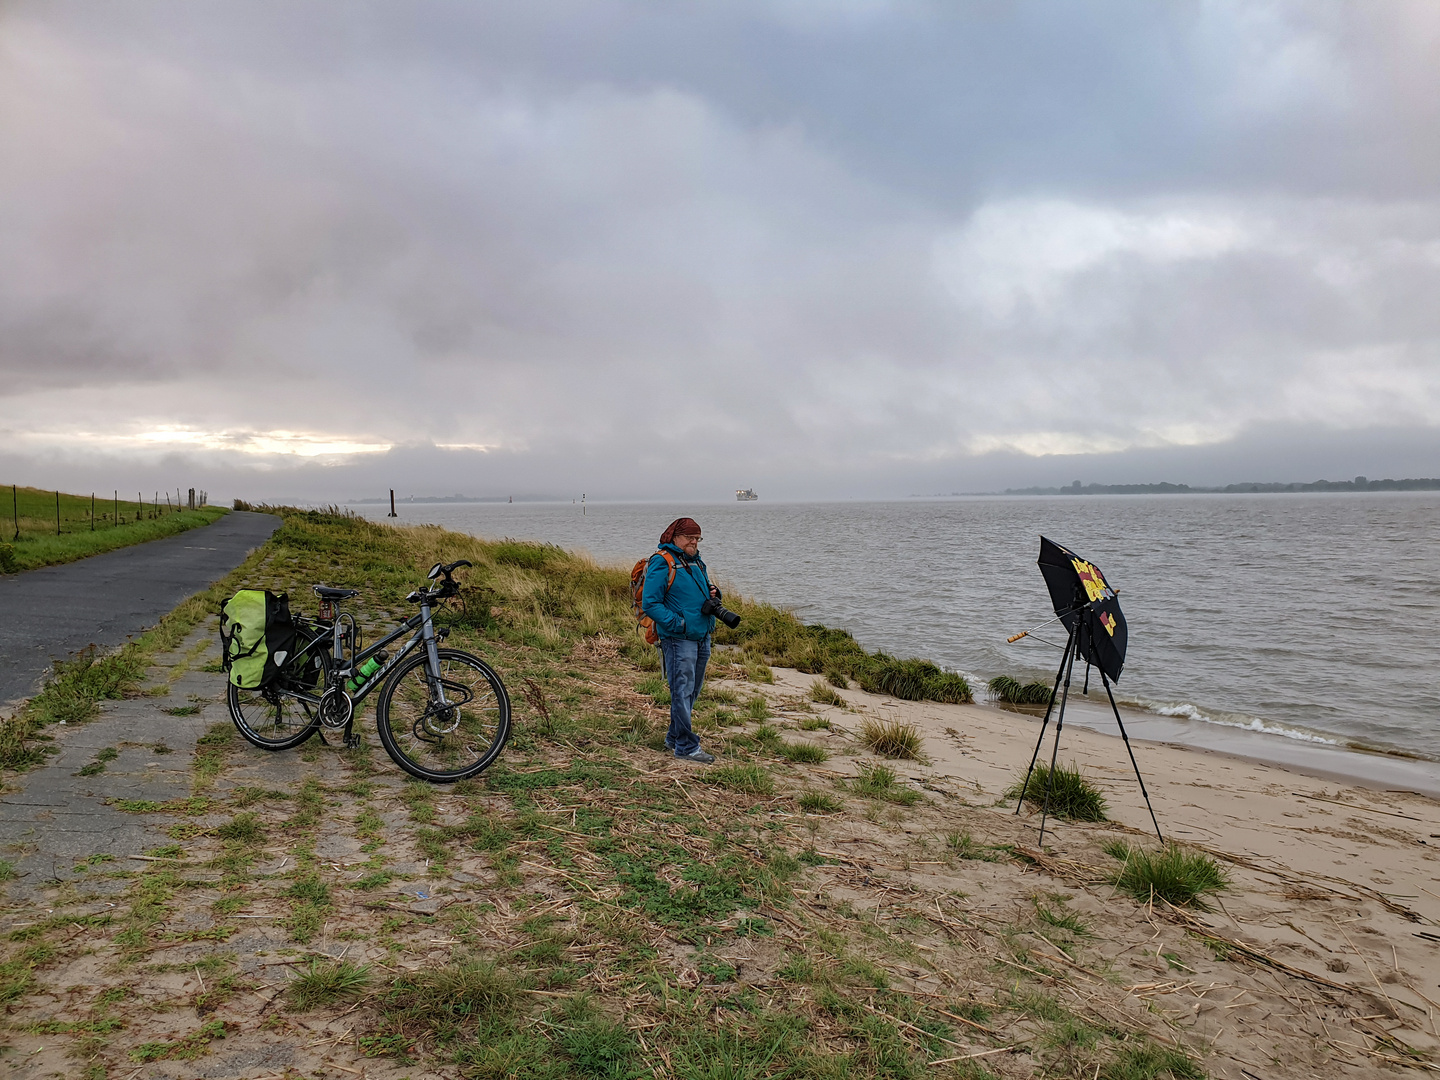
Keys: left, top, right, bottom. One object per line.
{"left": 758, "top": 664, "right": 1440, "bottom": 1073}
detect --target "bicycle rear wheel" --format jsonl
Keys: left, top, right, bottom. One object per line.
{"left": 375, "top": 648, "right": 510, "bottom": 782}
{"left": 227, "top": 633, "right": 329, "bottom": 750}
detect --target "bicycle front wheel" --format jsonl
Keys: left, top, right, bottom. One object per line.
{"left": 375, "top": 648, "right": 511, "bottom": 782}
{"left": 227, "top": 635, "right": 329, "bottom": 751}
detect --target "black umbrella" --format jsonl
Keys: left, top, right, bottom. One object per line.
{"left": 1038, "top": 536, "right": 1127, "bottom": 684}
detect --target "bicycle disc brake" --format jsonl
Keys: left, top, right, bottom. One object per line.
{"left": 413, "top": 678, "right": 476, "bottom": 740}
{"left": 319, "top": 687, "right": 355, "bottom": 729}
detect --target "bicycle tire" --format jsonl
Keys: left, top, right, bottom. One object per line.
{"left": 375, "top": 648, "right": 511, "bottom": 782}
{"left": 227, "top": 630, "right": 329, "bottom": 751}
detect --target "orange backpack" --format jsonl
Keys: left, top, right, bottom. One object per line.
{"left": 630, "top": 549, "right": 678, "bottom": 645}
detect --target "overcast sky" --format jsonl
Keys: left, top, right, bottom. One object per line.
{"left": 2, "top": 1, "right": 1437, "bottom": 501}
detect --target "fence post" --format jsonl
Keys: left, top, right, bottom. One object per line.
{"left": 115, "top": 490, "right": 118, "bottom": 526}
{"left": 56, "top": 490, "right": 60, "bottom": 536}
{"left": 91, "top": 493, "right": 95, "bottom": 531}
{"left": 11, "top": 484, "right": 17, "bottom": 541}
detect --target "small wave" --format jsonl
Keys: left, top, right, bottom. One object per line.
{"left": 1147, "top": 701, "right": 1338, "bottom": 744}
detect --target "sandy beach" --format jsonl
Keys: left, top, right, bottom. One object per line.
{"left": 748, "top": 663, "right": 1440, "bottom": 1074}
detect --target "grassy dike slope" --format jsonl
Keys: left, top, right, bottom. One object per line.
{"left": 0, "top": 484, "right": 227, "bottom": 573}
{"left": 0, "top": 510, "right": 1215, "bottom": 1079}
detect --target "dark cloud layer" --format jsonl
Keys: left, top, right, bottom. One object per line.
{"left": 1, "top": 1, "right": 1437, "bottom": 501}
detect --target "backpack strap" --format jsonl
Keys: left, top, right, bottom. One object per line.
{"left": 656, "top": 549, "right": 678, "bottom": 592}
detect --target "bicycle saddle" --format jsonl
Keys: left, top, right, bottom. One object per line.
{"left": 313, "top": 585, "right": 360, "bottom": 600}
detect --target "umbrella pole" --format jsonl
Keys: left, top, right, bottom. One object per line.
{"left": 1036, "top": 628, "right": 1080, "bottom": 846}
{"left": 1102, "top": 673, "right": 1164, "bottom": 843}
{"left": 1014, "top": 622, "right": 1077, "bottom": 815}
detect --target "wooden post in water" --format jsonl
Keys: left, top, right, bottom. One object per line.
{"left": 388, "top": 489, "right": 398, "bottom": 517}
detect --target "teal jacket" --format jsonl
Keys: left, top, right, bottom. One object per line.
{"left": 641, "top": 543, "right": 715, "bottom": 641}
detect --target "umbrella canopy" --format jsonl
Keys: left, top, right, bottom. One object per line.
{"left": 1037, "top": 536, "right": 1128, "bottom": 683}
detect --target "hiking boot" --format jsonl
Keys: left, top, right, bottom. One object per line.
{"left": 675, "top": 747, "right": 715, "bottom": 764}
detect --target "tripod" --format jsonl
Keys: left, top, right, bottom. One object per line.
{"left": 1013, "top": 613, "right": 1163, "bottom": 846}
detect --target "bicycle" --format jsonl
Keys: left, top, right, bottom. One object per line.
{"left": 226, "top": 559, "right": 511, "bottom": 782}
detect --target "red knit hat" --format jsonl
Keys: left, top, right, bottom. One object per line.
{"left": 660, "top": 517, "right": 701, "bottom": 545}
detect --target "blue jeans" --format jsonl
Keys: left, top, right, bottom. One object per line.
{"left": 660, "top": 637, "right": 710, "bottom": 757}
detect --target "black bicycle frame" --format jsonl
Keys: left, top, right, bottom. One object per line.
{"left": 290, "top": 597, "right": 448, "bottom": 706}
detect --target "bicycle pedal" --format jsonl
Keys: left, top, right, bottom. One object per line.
{"left": 343, "top": 733, "right": 363, "bottom": 750}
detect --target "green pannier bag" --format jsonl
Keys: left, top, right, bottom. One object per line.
{"left": 219, "top": 590, "right": 297, "bottom": 689}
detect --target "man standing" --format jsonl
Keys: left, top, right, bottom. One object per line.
{"left": 641, "top": 516, "right": 718, "bottom": 763}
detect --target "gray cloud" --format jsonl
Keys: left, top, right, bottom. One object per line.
{"left": 1, "top": 1, "right": 1437, "bottom": 500}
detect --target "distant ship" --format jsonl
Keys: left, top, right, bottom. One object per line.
{"left": 735, "top": 488, "right": 758, "bottom": 501}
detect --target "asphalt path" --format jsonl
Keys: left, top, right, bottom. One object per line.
{"left": 0, "top": 510, "right": 281, "bottom": 705}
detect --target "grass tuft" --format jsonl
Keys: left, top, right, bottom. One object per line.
{"left": 988, "top": 674, "right": 1055, "bottom": 705}
{"left": 1005, "top": 762, "right": 1108, "bottom": 821}
{"left": 706, "top": 763, "right": 775, "bottom": 795}
{"left": 1100, "top": 1040, "right": 1205, "bottom": 1080}
{"left": 861, "top": 657, "right": 972, "bottom": 703}
{"left": 858, "top": 717, "right": 924, "bottom": 760}
{"left": 798, "top": 790, "right": 844, "bottom": 813}
{"left": 1105, "top": 842, "right": 1228, "bottom": 908}
{"left": 777, "top": 740, "right": 829, "bottom": 764}
{"left": 946, "top": 831, "right": 1002, "bottom": 862}
{"left": 807, "top": 679, "right": 846, "bottom": 707}
{"left": 850, "top": 762, "right": 920, "bottom": 806}
{"left": 287, "top": 959, "right": 373, "bottom": 1010}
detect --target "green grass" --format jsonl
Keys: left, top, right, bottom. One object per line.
{"left": 808, "top": 679, "right": 847, "bottom": 707}
{"left": 0, "top": 483, "right": 225, "bottom": 573}
{"left": 1100, "top": 1041, "right": 1205, "bottom": 1080}
{"left": 776, "top": 740, "right": 829, "bottom": 764}
{"left": 1006, "top": 762, "right": 1108, "bottom": 822}
{"left": 75, "top": 746, "right": 119, "bottom": 776}
{"left": 988, "top": 674, "right": 1055, "bottom": 706}
{"left": 798, "top": 790, "right": 844, "bottom": 813}
{"left": 850, "top": 762, "right": 920, "bottom": 805}
{"left": 857, "top": 716, "right": 924, "bottom": 760}
{"left": 706, "top": 763, "right": 775, "bottom": 795}
{"left": 946, "top": 831, "right": 1003, "bottom": 861}
{"left": 863, "top": 657, "right": 973, "bottom": 703}
{"left": 129, "top": 1019, "right": 227, "bottom": 1061}
{"left": 287, "top": 959, "right": 373, "bottom": 1010}
{"left": 1104, "top": 842, "right": 1228, "bottom": 908}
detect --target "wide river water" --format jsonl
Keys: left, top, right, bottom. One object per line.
{"left": 349, "top": 494, "right": 1440, "bottom": 783}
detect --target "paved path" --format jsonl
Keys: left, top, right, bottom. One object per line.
{"left": 0, "top": 509, "right": 280, "bottom": 706}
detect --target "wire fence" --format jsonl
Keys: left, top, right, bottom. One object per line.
{"left": 6, "top": 485, "right": 210, "bottom": 543}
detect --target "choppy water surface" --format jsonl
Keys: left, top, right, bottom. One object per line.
{"left": 351, "top": 495, "right": 1440, "bottom": 763}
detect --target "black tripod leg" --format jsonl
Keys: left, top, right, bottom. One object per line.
{"left": 1103, "top": 673, "right": 1163, "bottom": 843}
{"left": 1037, "top": 638, "right": 1079, "bottom": 846}
{"left": 1082, "top": 662, "right": 1091, "bottom": 696}
{"left": 1015, "top": 627, "right": 1076, "bottom": 815}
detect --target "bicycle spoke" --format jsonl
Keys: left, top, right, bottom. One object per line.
{"left": 377, "top": 649, "right": 509, "bottom": 781}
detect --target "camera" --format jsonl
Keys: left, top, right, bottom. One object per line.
{"left": 701, "top": 595, "right": 741, "bottom": 629}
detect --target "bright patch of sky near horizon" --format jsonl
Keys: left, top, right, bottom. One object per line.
{"left": 1, "top": 1, "right": 1438, "bottom": 500}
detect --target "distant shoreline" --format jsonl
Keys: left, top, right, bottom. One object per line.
{"left": 922, "top": 476, "right": 1440, "bottom": 497}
